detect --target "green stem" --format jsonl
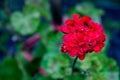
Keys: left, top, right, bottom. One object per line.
{"left": 72, "top": 56, "right": 78, "bottom": 74}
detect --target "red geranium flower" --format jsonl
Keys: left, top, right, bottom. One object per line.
{"left": 60, "top": 14, "right": 106, "bottom": 60}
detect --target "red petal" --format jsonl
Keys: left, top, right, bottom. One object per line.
{"left": 80, "top": 16, "right": 92, "bottom": 24}
{"left": 61, "top": 44, "right": 68, "bottom": 53}
{"left": 68, "top": 50, "right": 77, "bottom": 57}
{"left": 78, "top": 53, "right": 86, "bottom": 60}
{"left": 65, "top": 20, "right": 75, "bottom": 25}
{"left": 60, "top": 26, "right": 70, "bottom": 33}
{"left": 72, "top": 14, "right": 80, "bottom": 20}
{"left": 93, "top": 46, "right": 101, "bottom": 53}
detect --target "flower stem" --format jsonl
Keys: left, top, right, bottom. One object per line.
{"left": 72, "top": 56, "right": 78, "bottom": 74}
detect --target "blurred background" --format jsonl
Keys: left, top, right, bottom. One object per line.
{"left": 0, "top": 0, "right": 120, "bottom": 80}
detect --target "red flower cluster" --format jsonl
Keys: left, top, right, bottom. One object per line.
{"left": 60, "top": 14, "right": 106, "bottom": 60}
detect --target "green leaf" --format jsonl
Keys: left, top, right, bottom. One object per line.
{"left": 33, "top": 41, "right": 47, "bottom": 58}
{"left": 68, "top": 2, "right": 104, "bottom": 22}
{"left": 11, "top": 11, "right": 40, "bottom": 35}
{"left": 37, "top": 76, "right": 53, "bottom": 80}
{"left": 25, "top": 57, "right": 41, "bottom": 76}
{"left": 40, "top": 53, "right": 70, "bottom": 79}
{"left": 0, "top": 58, "right": 22, "bottom": 80}
{"left": 65, "top": 74, "right": 85, "bottom": 80}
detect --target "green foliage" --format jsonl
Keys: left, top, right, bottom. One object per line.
{"left": 0, "top": 11, "right": 8, "bottom": 21}
{"left": 11, "top": 11, "right": 40, "bottom": 35}
{"left": 37, "top": 76, "right": 53, "bottom": 80}
{"left": 25, "top": 0, "right": 51, "bottom": 20}
{"left": 33, "top": 41, "right": 47, "bottom": 58}
{"left": 0, "top": 58, "right": 22, "bottom": 80}
{"left": 68, "top": 2, "right": 104, "bottom": 22}
{"left": 25, "top": 57, "right": 41, "bottom": 76}
{"left": 65, "top": 73, "right": 85, "bottom": 80}
{"left": 41, "top": 53, "right": 70, "bottom": 79}
{"left": 104, "top": 18, "right": 120, "bottom": 31}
